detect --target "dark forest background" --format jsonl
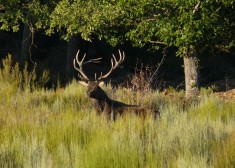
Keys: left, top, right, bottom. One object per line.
{"left": 0, "top": 28, "right": 235, "bottom": 90}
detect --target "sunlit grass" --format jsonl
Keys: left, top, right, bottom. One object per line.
{"left": 0, "top": 56, "right": 235, "bottom": 167}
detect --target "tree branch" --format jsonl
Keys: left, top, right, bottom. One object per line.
{"left": 193, "top": 1, "right": 201, "bottom": 14}
{"left": 149, "top": 40, "right": 167, "bottom": 45}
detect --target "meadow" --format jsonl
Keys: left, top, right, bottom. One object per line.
{"left": 0, "top": 56, "right": 235, "bottom": 168}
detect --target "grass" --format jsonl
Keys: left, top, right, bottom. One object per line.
{"left": 0, "top": 56, "right": 235, "bottom": 167}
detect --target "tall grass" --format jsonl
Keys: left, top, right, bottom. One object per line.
{"left": 0, "top": 56, "right": 234, "bottom": 167}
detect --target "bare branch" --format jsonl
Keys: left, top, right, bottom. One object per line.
{"left": 149, "top": 40, "right": 168, "bottom": 45}
{"left": 193, "top": 1, "right": 201, "bottom": 14}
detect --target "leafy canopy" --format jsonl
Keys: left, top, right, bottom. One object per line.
{"left": 49, "top": 0, "right": 235, "bottom": 56}
{"left": 1, "top": 0, "right": 234, "bottom": 56}
{"left": 0, "top": 0, "right": 58, "bottom": 31}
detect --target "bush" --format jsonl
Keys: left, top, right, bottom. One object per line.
{"left": 0, "top": 54, "right": 49, "bottom": 92}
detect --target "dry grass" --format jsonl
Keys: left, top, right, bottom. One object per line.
{"left": 0, "top": 56, "right": 235, "bottom": 167}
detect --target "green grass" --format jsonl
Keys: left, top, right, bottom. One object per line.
{"left": 0, "top": 56, "right": 235, "bottom": 167}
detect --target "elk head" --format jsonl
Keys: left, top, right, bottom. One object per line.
{"left": 73, "top": 49, "right": 125, "bottom": 99}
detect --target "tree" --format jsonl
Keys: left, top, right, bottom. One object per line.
{"left": 0, "top": 0, "right": 57, "bottom": 64}
{"left": 49, "top": 0, "right": 235, "bottom": 99}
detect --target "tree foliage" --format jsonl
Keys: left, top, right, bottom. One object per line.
{"left": 48, "top": 0, "right": 235, "bottom": 56}
{"left": 1, "top": 0, "right": 234, "bottom": 56}
{"left": 0, "top": 0, "right": 58, "bottom": 31}
{"left": 111, "top": 0, "right": 235, "bottom": 55}
{"left": 48, "top": 0, "right": 116, "bottom": 41}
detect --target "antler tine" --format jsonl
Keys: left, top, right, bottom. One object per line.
{"left": 119, "top": 49, "right": 125, "bottom": 62}
{"left": 98, "top": 49, "right": 125, "bottom": 80}
{"left": 76, "top": 50, "right": 86, "bottom": 66}
{"left": 73, "top": 50, "right": 90, "bottom": 81}
{"left": 74, "top": 49, "right": 104, "bottom": 81}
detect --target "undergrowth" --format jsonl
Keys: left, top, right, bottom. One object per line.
{"left": 0, "top": 56, "right": 234, "bottom": 167}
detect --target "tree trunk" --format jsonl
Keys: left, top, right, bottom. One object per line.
{"left": 183, "top": 48, "right": 199, "bottom": 99}
{"left": 20, "top": 23, "right": 31, "bottom": 65}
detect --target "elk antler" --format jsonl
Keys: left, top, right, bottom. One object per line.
{"left": 73, "top": 50, "right": 102, "bottom": 81}
{"left": 97, "top": 49, "right": 125, "bottom": 80}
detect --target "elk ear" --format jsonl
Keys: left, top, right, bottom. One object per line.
{"left": 98, "top": 81, "right": 105, "bottom": 87}
{"left": 79, "top": 81, "right": 88, "bottom": 87}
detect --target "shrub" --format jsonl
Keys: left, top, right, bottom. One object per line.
{"left": 0, "top": 54, "right": 49, "bottom": 92}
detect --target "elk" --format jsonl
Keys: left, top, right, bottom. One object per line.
{"left": 73, "top": 49, "right": 159, "bottom": 120}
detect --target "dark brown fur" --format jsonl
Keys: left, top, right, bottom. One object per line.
{"left": 86, "top": 81, "right": 159, "bottom": 120}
